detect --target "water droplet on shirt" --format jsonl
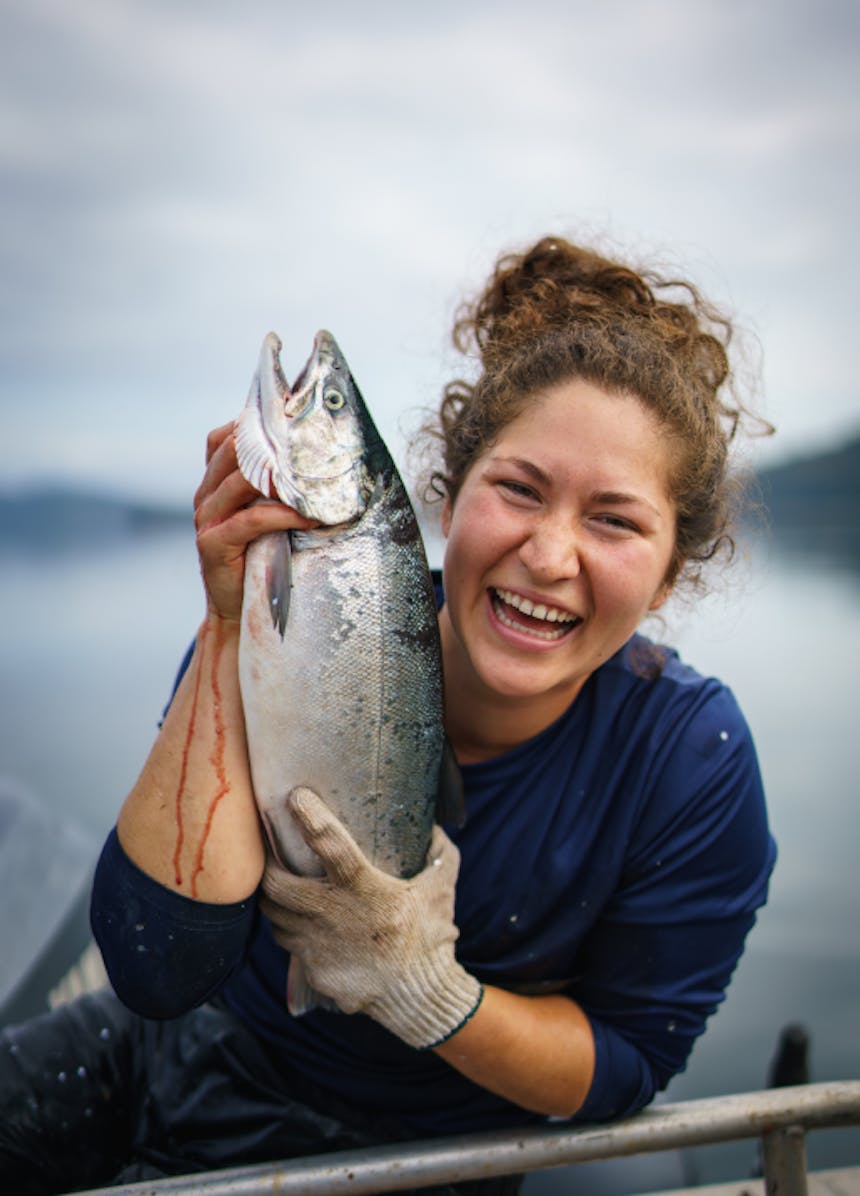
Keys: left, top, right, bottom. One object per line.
{"left": 509, "top": 914, "right": 519, "bottom": 924}
{"left": 720, "top": 730, "right": 729, "bottom": 742}
{"left": 56, "top": 1071, "right": 67, "bottom": 1083}
{"left": 77, "top": 1065, "right": 88, "bottom": 1079}
{"left": 99, "top": 1027, "right": 111, "bottom": 1041}
{"left": 134, "top": 922, "right": 145, "bottom": 932}
{"left": 667, "top": 1021, "right": 677, "bottom": 1032}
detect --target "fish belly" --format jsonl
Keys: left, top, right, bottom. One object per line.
{"left": 238, "top": 485, "right": 443, "bottom": 883}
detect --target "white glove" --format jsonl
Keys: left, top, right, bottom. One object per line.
{"left": 260, "top": 787, "right": 483, "bottom": 1050}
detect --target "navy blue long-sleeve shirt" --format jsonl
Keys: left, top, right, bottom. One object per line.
{"left": 92, "top": 629, "right": 775, "bottom": 1135}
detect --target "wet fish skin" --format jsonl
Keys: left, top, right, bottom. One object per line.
{"left": 236, "top": 331, "right": 451, "bottom": 1009}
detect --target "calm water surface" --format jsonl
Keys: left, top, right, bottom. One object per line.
{"left": 0, "top": 524, "right": 857, "bottom": 1181}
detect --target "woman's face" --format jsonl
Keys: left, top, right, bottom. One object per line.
{"left": 439, "top": 379, "right": 678, "bottom": 715}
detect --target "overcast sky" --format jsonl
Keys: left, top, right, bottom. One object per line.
{"left": 1, "top": 0, "right": 857, "bottom": 504}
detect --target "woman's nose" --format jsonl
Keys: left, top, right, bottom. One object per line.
{"left": 518, "top": 518, "right": 581, "bottom": 582}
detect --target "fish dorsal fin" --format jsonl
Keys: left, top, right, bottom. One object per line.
{"left": 435, "top": 737, "right": 466, "bottom": 828}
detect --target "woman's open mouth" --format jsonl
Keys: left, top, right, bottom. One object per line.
{"left": 490, "top": 588, "right": 581, "bottom": 642}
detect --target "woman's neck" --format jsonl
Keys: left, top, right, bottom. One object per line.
{"left": 439, "top": 613, "right": 585, "bottom": 765}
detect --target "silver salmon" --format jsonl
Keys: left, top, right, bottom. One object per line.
{"left": 235, "top": 330, "right": 460, "bottom": 1014}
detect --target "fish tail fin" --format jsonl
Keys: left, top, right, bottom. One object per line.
{"left": 286, "top": 957, "right": 338, "bottom": 1017}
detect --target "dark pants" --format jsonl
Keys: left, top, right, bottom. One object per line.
{"left": 0, "top": 990, "right": 523, "bottom": 1195}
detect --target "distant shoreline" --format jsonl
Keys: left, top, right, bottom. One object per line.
{"left": 2, "top": 431, "right": 858, "bottom": 549}
{"left": 0, "top": 489, "right": 189, "bottom": 548}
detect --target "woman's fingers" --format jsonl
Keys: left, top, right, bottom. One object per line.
{"left": 194, "top": 424, "right": 250, "bottom": 517}
{"left": 205, "top": 421, "right": 234, "bottom": 465}
{"left": 287, "top": 787, "right": 366, "bottom": 888}
{"left": 191, "top": 424, "right": 319, "bottom": 622}
{"left": 195, "top": 464, "right": 258, "bottom": 538}
{"left": 196, "top": 500, "right": 310, "bottom": 623}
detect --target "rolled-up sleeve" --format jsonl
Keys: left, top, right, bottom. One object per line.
{"left": 91, "top": 826, "right": 256, "bottom": 1019}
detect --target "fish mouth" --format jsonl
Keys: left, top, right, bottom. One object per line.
{"left": 288, "top": 464, "right": 362, "bottom": 483}
{"left": 490, "top": 587, "right": 581, "bottom": 642}
{"left": 288, "top": 330, "right": 338, "bottom": 414}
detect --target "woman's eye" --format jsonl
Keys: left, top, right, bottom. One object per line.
{"left": 500, "top": 480, "right": 538, "bottom": 501}
{"left": 595, "top": 513, "right": 637, "bottom": 533}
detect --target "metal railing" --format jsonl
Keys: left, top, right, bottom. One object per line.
{"left": 73, "top": 1080, "right": 860, "bottom": 1196}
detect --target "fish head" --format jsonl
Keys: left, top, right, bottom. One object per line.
{"left": 235, "top": 330, "right": 387, "bottom": 525}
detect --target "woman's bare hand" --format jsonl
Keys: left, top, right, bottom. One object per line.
{"left": 193, "top": 422, "right": 317, "bottom": 623}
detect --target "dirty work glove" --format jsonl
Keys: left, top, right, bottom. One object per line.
{"left": 259, "top": 787, "right": 483, "bottom": 1050}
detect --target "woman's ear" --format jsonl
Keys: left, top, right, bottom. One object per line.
{"left": 648, "top": 583, "right": 672, "bottom": 613}
{"left": 441, "top": 497, "right": 452, "bottom": 538}
{"left": 650, "top": 558, "right": 683, "bottom": 611}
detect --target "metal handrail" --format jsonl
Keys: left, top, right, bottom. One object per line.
{"left": 72, "top": 1080, "right": 860, "bottom": 1196}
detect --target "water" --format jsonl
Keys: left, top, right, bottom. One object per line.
{"left": 0, "top": 522, "right": 857, "bottom": 1181}
{"left": 0, "top": 530, "right": 203, "bottom": 836}
{"left": 659, "top": 531, "right": 860, "bottom": 1180}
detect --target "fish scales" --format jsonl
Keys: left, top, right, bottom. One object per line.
{"left": 240, "top": 476, "right": 442, "bottom": 879}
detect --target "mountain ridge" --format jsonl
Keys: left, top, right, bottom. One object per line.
{"left": 0, "top": 488, "right": 189, "bottom": 547}
{"left": 754, "top": 432, "right": 860, "bottom": 526}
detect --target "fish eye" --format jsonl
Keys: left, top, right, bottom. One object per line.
{"left": 323, "top": 388, "right": 346, "bottom": 411}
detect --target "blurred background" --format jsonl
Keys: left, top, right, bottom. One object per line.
{"left": 1, "top": 0, "right": 858, "bottom": 1185}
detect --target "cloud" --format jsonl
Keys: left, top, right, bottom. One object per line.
{"left": 1, "top": 0, "right": 857, "bottom": 496}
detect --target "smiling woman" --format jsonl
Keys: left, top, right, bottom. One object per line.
{"left": 1, "top": 235, "right": 776, "bottom": 1196}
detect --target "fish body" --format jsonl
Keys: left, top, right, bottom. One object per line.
{"left": 235, "top": 331, "right": 454, "bottom": 1008}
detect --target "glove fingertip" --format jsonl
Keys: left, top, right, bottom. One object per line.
{"left": 288, "top": 785, "right": 326, "bottom": 824}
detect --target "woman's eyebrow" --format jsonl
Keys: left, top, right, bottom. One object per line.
{"left": 490, "top": 455, "right": 552, "bottom": 485}
{"left": 591, "top": 490, "right": 665, "bottom": 520}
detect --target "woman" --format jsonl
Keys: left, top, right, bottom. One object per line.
{"left": 0, "top": 237, "right": 775, "bottom": 1193}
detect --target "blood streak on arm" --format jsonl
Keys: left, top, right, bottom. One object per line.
{"left": 173, "top": 621, "right": 209, "bottom": 889}
{"left": 190, "top": 617, "right": 231, "bottom": 898}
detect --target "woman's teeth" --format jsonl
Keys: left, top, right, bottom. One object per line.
{"left": 493, "top": 589, "right": 579, "bottom": 641}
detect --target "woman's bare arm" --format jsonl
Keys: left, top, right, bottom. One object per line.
{"left": 434, "top": 986, "right": 595, "bottom": 1118}
{"left": 117, "top": 423, "right": 317, "bottom": 903}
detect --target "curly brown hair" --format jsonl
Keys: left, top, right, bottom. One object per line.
{"left": 424, "top": 236, "right": 770, "bottom": 592}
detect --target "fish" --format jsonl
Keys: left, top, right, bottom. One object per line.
{"left": 234, "top": 330, "right": 462, "bottom": 1014}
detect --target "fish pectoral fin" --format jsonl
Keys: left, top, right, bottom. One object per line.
{"left": 266, "top": 532, "right": 292, "bottom": 639}
{"left": 435, "top": 737, "right": 466, "bottom": 828}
